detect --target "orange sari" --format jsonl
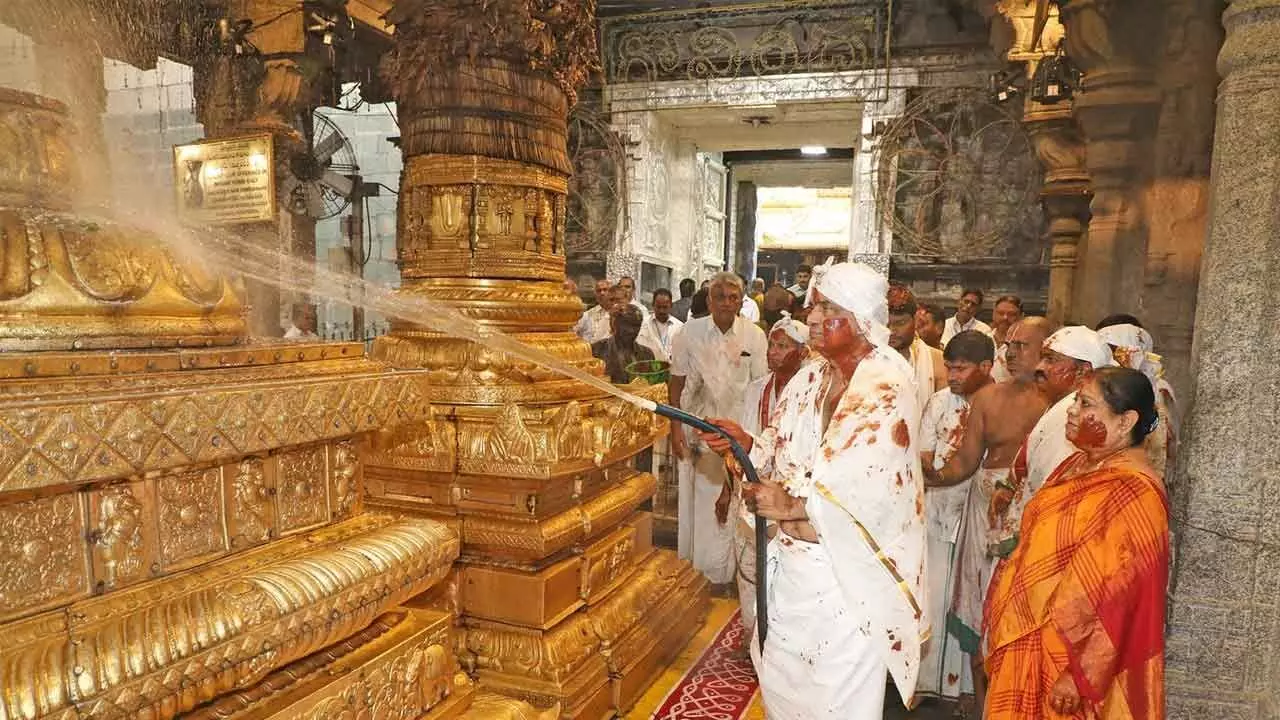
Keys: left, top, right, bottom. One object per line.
{"left": 983, "top": 453, "right": 1168, "bottom": 720}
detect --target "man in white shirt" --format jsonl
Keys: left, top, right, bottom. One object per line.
{"left": 283, "top": 304, "right": 318, "bottom": 339}
{"left": 940, "top": 288, "right": 993, "bottom": 345}
{"left": 636, "top": 288, "right": 683, "bottom": 362}
{"left": 988, "top": 295, "right": 1023, "bottom": 382}
{"left": 573, "top": 278, "right": 614, "bottom": 344}
{"left": 669, "top": 272, "right": 768, "bottom": 586}
{"left": 785, "top": 263, "right": 812, "bottom": 300}
{"left": 616, "top": 275, "right": 650, "bottom": 320}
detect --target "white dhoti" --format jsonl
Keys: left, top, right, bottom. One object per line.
{"left": 734, "top": 515, "right": 756, "bottom": 633}
{"left": 677, "top": 449, "right": 736, "bottom": 584}
{"left": 918, "top": 483, "right": 974, "bottom": 699}
{"left": 948, "top": 467, "right": 1008, "bottom": 658}
{"left": 756, "top": 535, "right": 887, "bottom": 720}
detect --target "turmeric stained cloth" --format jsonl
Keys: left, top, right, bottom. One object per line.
{"left": 983, "top": 454, "right": 1168, "bottom": 720}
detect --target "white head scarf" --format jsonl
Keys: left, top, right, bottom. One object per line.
{"left": 770, "top": 311, "right": 809, "bottom": 346}
{"left": 1044, "top": 326, "right": 1117, "bottom": 370}
{"left": 809, "top": 259, "right": 890, "bottom": 348}
{"left": 1097, "top": 323, "right": 1164, "bottom": 385}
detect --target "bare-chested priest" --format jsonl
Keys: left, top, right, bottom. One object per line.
{"left": 699, "top": 262, "right": 927, "bottom": 720}
{"left": 921, "top": 316, "right": 1056, "bottom": 712}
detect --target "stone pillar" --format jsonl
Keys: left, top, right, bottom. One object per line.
{"left": 1135, "top": 0, "right": 1222, "bottom": 401}
{"left": 1026, "top": 114, "right": 1090, "bottom": 325}
{"left": 1059, "top": 0, "right": 1161, "bottom": 325}
{"left": 733, "top": 180, "right": 757, "bottom": 281}
{"left": 1166, "top": 2, "right": 1280, "bottom": 717}
{"left": 849, "top": 114, "right": 884, "bottom": 257}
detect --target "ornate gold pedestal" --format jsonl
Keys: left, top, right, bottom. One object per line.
{"left": 0, "top": 88, "right": 551, "bottom": 720}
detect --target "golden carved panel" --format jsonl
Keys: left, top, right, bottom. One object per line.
{"left": 158, "top": 467, "right": 227, "bottom": 570}
{"left": 367, "top": 404, "right": 456, "bottom": 474}
{"left": 88, "top": 480, "right": 157, "bottom": 593}
{"left": 451, "top": 386, "right": 668, "bottom": 480}
{"left": 0, "top": 494, "right": 88, "bottom": 620}
{"left": 226, "top": 456, "right": 275, "bottom": 550}
{"left": 395, "top": 155, "right": 570, "bottom": 282}
{"left": 329, "top": 439, "right": 362, "bottom": 520}
{"left": 579, "top": 524, "right": 637, "bottom": 605}
{"left": 457, "top": 471, "right": 653, "bottom": 562}
{"left": 276, "top": 445, "right": 331, "bottom": 534}
{"left": 0, "top": 355, "right": 432, "bottom": 495}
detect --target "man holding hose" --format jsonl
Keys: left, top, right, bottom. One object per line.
{"left": 701, "top": 261, "right": 928, "bottom": 720}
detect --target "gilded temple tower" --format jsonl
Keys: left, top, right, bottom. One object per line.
{"left": 366, "top": 1, "right": 710, "bottom": 717}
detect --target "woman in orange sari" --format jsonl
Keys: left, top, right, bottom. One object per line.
{"left": 984, "top": 367, "right": 1168, "bottom": 719}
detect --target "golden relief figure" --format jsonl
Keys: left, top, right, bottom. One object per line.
{"left": 92, "top": 484, "right": 146, "bottom": 590}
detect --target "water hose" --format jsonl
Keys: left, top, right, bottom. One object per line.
{"left": 631, "top": 398, "right": 769, "bottom": 650}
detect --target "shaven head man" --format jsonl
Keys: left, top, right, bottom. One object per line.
{"left": 1004, "top": 316, "right": 1056, "bottom": 382}
{"left": 700, "top": 262, "right": 927, "bottom": 719}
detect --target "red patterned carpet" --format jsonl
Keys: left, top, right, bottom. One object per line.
{"left": 651, "top": 610, "right": 759, "bottom": 719}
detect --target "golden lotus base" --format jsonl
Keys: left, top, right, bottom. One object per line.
{"left": 462, "top": 550, "right": 710, "bottom": 719}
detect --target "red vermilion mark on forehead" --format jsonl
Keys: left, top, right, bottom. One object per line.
{"left": 892, "top": 420, "right": 910, "bottom": 448}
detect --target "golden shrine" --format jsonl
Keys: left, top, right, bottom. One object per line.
{"left": 0, "top": 0, "right": 708, "bottom": 718}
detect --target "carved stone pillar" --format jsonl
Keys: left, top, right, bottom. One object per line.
{"left": 1166, "top": 3, "right": 1280, "bottom": 717}
{"left": 1026, "top": 114, "right": 1090, "bottom": 324}
{"left": 368, "top": 2, "right": 708, "bottom": 717}
{"left": 733, "top": 180, "right": 757, "bottom": 281}
{"left": 1059, "top": 0, "right": 1161, "bottom": 325}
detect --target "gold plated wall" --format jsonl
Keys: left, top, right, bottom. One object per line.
{"left": 371, "top": 1, "right": 710, "bottom": 716}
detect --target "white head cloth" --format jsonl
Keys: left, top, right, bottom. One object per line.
{"left": 809, "top": 259, "right": 890, "bottom": 348}
{"left": 1044, "top": 326, "right": 1117, "bottom": 370}
{"left": 1098, "top": 323, "right": 1164, "bottom": 384}
{"left": 770, "top": 311, "right": 809, "bottom": 346}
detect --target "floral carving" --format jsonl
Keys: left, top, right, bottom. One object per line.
{"left": 277, "top": 446, "right": 329, "bottom": 532}
{"left": 0, "top": 495, "right": 85, "bottom": 614}
{"left": 158, "top": 468, "right": 225, "bottom": 567}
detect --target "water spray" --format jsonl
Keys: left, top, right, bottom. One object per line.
{"left": 81, "top": 204, "right": 774, "bottom": 650}
{"left": 625, "top": 395, "right": 769, "bottom": 649}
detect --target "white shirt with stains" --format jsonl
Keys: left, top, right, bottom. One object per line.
{"left": 920, "top": 388, "right": 972, "bottom": 544}
{"left": 747, "top": 349, "right": 929, "bottom": 708}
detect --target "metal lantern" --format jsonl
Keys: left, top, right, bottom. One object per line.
{"left": 1030, "top": 50, "right": 1080, "bottom": 104}
{"left": 990, "top": 68, "right": 1023, "bottom": 104}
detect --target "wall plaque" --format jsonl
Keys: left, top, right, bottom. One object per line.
{"left": 173, "top": 134, "right": 276, "bottom": 225}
